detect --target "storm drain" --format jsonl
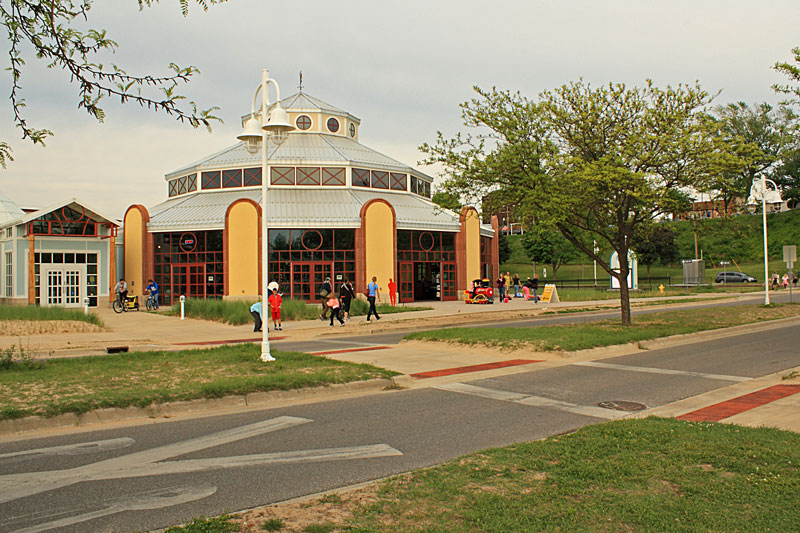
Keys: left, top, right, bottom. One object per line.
{"left": 597, "top": 400, "right": 647, "bottom": 412}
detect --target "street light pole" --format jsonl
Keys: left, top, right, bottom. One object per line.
{"left": 760, "top": 175, "right": 770, "bottom": 305}
{"left": 237, "top": 69, "right": 294, "bottom": 362}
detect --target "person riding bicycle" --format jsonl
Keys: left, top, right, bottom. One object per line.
{"left": 114, "top": 278, "right": 128, "bottom": 306}
{"left": 145, "top": 279, "right": 159, "bottom": 309}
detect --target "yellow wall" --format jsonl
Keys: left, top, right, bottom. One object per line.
{"left": 123, "top": 209, "right": 144, "bottom": 297}
{"left": 364, "top": 202, "right": 394, "bottom": 298}
{"left": 465, "top": 209, "right": 480, "bottom": 286}
{"left": 227, "top": 201, "right": 260, "bottom": 297}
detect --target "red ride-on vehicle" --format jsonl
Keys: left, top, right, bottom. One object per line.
{"left": 464, "top": 278, "right": 494, "bottom": 304}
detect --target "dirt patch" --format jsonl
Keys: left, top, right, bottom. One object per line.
{"left": 234, "top": 482, "right": 380, "bottom": 532}
{"left": 0, "top": 320, "right": 103, "bottom": 336}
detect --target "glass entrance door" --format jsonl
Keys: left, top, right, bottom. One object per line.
{"left": 291, "top": 262, "right": 332, "bottom": 301}
{"left": 64, "top": 270, "right": 81, "bottom": 306}
{"left": 46, "top": 270, "right": 63, "bottom": 305}
{"left": 172, "top": 264, "right": 206, "bottom": 300}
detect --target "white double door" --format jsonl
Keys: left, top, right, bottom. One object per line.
{"left": 43, "top": 266, "right": 85, "bottom": 307}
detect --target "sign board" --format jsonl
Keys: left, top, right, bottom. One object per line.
{"left": 540, "top": 284, "right": 560, "bottom": 304}
{"left": 784, "top": 245, "right": 796, "bottom": 269}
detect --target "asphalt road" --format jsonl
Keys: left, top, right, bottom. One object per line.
{"left": 1, "top": 309, "right": 797, "bottom": 532}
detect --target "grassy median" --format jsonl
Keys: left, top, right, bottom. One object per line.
{"left": 406, "top": 303, "right": 800, "bottom": 351}
{"left": 0, "top": 345, "right": 397, "bottom": 420}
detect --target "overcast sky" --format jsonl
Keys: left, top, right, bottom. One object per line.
{"left": 0, "top": 0, "right": 798, "bottom": 218}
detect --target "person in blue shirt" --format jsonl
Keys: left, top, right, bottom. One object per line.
{"left": 145, "top": 279, "right": 159, "bottom": 309}
{"left": 250, "top": 301, "right": 263, "bottom": 332}
{"left": 366, "top": 276, "right": 381, "bottom": 321}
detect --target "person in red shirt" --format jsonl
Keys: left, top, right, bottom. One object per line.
{"left": 388, "top": 278, "right": 397, "bottom": 306}
{"left": 268, "top": 288, "right": 283, "bottom": 331}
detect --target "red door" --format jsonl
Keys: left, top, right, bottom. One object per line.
{"left": 399, "top": 261, "right": 414, "bottom": 303}
{"left": 172, "top": 264, "right": 206, "bottom": 301}
{"left": 291, "top": 262, "right": 333, "bottom": 301}
{"left": 441, "top": 262, "right": 457, "bottom": 301}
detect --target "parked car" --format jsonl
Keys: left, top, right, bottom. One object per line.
{"left": 715, "top": 271, "right": 757, "bottom": 283}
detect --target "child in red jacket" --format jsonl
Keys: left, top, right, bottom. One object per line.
{"left": 268, "top": 288, "right": 283, "bottom": 331}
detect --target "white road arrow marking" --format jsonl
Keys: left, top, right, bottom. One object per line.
{"left": 12, "top": 483, "right": 217, "bottom": 533}
{"left": 0, "top": 437, "right": 135, "bottom": 464}
{"left": 0, "top": 416, "right": 311, "bottom": 505}
{"left": 436, "top": 382, "right": 628, "bottom": 419}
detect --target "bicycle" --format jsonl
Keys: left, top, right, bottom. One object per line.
{"left": 145, "top": 292, "right": 159, "bottom": 311}
{"left": 112, "top": 295, "right": 139, "bottom": 313}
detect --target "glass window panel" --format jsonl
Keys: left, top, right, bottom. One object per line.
{"left": 271, "top": 167, "right": 295, "bottom": 185}
{"left": 371, "top": 171, "right": 389, "bottom": 189}
{"left": 321, "top": 167, "right": 345, "bottom": 186}
{"left": 352, "top": 168, "right": 370, "bottom": 187}
{"left": 243, "top": 167, "right": 261, "bottom": 186}
{"left": 222, "top": 169, "right": 243, "bottom": 188}
{"left": 52, "top": 253, "right": 63, "bottom": 263}
{"left": 202, "top": 171, "right": 221, "bottom": 189}
{"left": 297, "top": 167, "right": 321, "bottom": 186}
{"left": 390, "top": 173, "right": 407, "bottom": 190}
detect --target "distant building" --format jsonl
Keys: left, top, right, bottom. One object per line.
{"left": 481, "top": 192, "right": 525, "bottom": 235}
{"left": 0, "top": 191, "right": 119, "bottom": 307}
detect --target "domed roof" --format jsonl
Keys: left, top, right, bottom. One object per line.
{"left": 0, "top": 190, "right": 24, "bottom": 225}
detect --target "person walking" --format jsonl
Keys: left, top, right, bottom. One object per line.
{"left": 496, "top": 274, "right": 506, "bottom": 302}
{"left": 531, "top": 274, "right": 540, "bottom": 303}
{"left": 504, "top": 272, "right": 512, "bottom": 299}
{"left": 327, "top": 294, "right": 345, "bottom": 326}
{"left": 523, "top": 277, "right": 532, "bottom": 300}
{"left": 771, "top": 272, "right": 780, "bottom": 291}
{"left": 366, "top": 276, "right": 381, "bottom": 321}
{"left": 319, "top": 276, "right": 333, "bottom": 320}
{"left": 250, "top": 301, "right": 263, "bottom": 332}
{"left": 268, "top": 288, "right": 283, "bottom": 331}
{"left": 782, "top": 273, "right": 790, "bottom": 289}
{"left": 388, "top": 278, "right": 397, "bottom": 306}
{"left": 339, "top": 277, "right": 355, "bottom": 321}
{"left": 513, "top": 273, "right": 521, "bottom": 298}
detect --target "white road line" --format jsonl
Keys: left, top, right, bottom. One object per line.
{"left": 572, "top": 361, "right": 750, "bottom": 382}
{"left": 0, "top": 437, "right": 135, "bottom": 463}
{"left": 0, "top": 416, "right": 311, "bottom": 505}
{"left": 436, "top": 383, "right": 626, "bottom": 420}
{"left": 13, "top": 483, "right": 217, "bottom": 533}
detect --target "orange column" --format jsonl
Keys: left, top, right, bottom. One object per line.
{"left": 109, "top": 233, "right": 116, "bottom": 303}
{"left": 28, "top": 234, "right": 35, "bottom": 304}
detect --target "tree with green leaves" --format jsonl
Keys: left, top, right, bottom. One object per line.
{"left": 520, "top": 225, "right": 578, "bottom": 280}
{"left": 709, "top": 102, "right": 796, "bottom": 214}
{"left": 631, "top": 224, "right": 678, "bottom": 279}
{"left": 431, "top": 191, "right": 462, "bottom": 212}
{"left": 422, "top": 80, "right": 731, "bottom": 325}
{"left": 0, "top": 0, "right": 224, "bottom": 167}
{"left": 498, "top": 232, "right": 511, "bottom": 264}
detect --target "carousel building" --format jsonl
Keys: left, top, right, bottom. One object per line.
{"left": 123, "top": 91, "right": 499, "bottom": 306}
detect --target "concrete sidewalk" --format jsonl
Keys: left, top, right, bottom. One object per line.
{"left": 1, "top": 291, "right": 798, "bottom": 437}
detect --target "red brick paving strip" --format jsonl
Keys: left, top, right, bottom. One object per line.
{"left": 676, "top": 384, "right": 800, "bottom": 422}
{"left": 411, "top": 359, "right": 543, "bottom": 379}
{"left": 310, "top": 346, "right": 392, "bottom": 356}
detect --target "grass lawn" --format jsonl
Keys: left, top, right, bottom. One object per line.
{"left": 0, "top": 304, "right": 103, "bottom": 327}
{"left": 0, "top": 345, "right": 397, "bottom": 420}
{"left": 175, "top": 418, "right": 800, "bottom": 532}
{"left": 405, "top": 303, "right": 800, "bottom": 351}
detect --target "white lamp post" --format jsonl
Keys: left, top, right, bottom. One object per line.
{"left": 746, "top": 176, "right": 784, "bottom": 306}
{"left": 237, "top": 69, "right": 294, "bottom": 362}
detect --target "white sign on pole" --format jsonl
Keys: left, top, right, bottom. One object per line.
{"left": 784, "top": 245, "right": 796, "bottom": 269}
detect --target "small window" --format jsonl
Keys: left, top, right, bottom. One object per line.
{"left": 326, "top": 117, "right": 339, "bottom": 133}
{"left": 349, "top": 123, "right": 356, "bottom": 137}
{"left": 352, "top": 168, "right": 370, "bottom": 187}
{"left": 296, "top": 115, "right": 312, "bottom": 130}
{"left": 202, "top": 171, "right": 221, "bottom": 189}
{"left": 243, "top": 167, "right": 261, "bottom": 186}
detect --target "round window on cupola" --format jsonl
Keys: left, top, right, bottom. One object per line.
{"left": 296, "top": 115, "right": 311, "bottom": 130}
{"left": 349, "top": 123, "right": 356, "bottom": 137}
{"left": 326, "top": 117, "right": 340, "bottom": 133}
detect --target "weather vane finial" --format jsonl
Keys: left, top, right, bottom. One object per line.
{"left": 298, "top": 71, "right": 303, "bottom": 92}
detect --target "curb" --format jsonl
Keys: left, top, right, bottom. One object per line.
{"left": 0, "top": 377, "right": 405, "bottom": 438}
